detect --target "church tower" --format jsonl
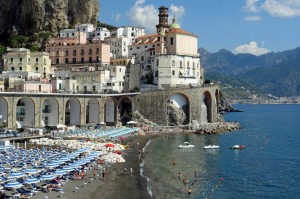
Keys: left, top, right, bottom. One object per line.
{"left": 156, "top": 6, "right": 169, "bottom": 33}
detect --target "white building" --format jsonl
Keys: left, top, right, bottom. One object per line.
{"left": 126, "top": 7, "right": 203, "bottom": 90}
{"left": 105, "top": 26, "right": 146, "bottom": 59}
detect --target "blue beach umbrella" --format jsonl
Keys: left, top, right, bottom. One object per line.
{"left": 24, "top": 177, "right": 40, "bottom": 184}
{"left": 45, "top": 162, "right": 60, "bottom": 168}
{"left": 53, "top": 170, "right": 67, "bottom": 176}
{"left": 61, "top": 167, "right": 74, "bottom": 172}
{"left": 39, "top": 174, "right": 55, "bottom": 181}
{"left": 8, "top": 172, "right": 25, "bottom": 179}
{"left": 5, "top": 181, "right": 23, "bottom": 188}
{"left": 24, "top": 169, "right": 40, "bottom": 175}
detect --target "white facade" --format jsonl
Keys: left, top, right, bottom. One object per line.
{"left": 59, "top": 29, "right": 77, "bottom": 38}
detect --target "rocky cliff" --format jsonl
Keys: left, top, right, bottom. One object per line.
{"left": 0, "top": 0, "right": 99, "bottom": 35}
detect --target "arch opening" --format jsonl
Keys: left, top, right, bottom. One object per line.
{"left": 203, "top": 91, "right": 212, "bottom": 123}
{"left": 86, "top": 98, "right": 99, "bottom": 124}
{"left": 16, "top": 97, "right": 35, "bottom": 128}
{"left": 42, "top": 97, "right": 59, "bottom": 127}
{"left": 0, "top": 97, "right": 8, "bottom": 128}
{"left": 167, "top": 94, "right": 190, "bottom": 125}
{"left": 65, "top": 98, "right": 81, "bottom": 125}
{"left": 105, "top": 98, "right": 116, "bottom": 126}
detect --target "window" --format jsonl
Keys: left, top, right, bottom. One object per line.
{"left": 155, "top": 70, "right": 158, "bottom": 77}
{"left": 113, "top": 68, "right": 116, "bottom": 72}
{"left": 180, "top": 61, "right": 182, "bottom": 68}
{"left": 56, "top": 58, "right": 59, "bottom": 64}
{"left": 172, "top": 60, "right": 175, "bottom": 66}
{"left": 65, "top": 58, "right": 68, "bottom": 63}
{"left": 172, "top": 70, "right": 175, "bottom": 75}
{"left": 89, "top": 57, "right": 92, "bottom": 62}
{"left": 56, "top": 51, "right": 59, "bottom": 56}
{"left": 81, "top": 57, "right": 84, "bottom": 63}
{"left": 156, "top": 59, "right": 159, "bottom": 66}
{"left": 19, "top": 58, "right": 22, "bottom": 63}
{"left": 36, "top": 58, "right": 39, "bottom": 63}
{"left": 44, "top": 58, "right": 46, "bottom": 64}
{"left": 92, "top": 76, "right": 96, "bottom": 81}
{"left": 35, "top": 67, "right": 38, "bottom": 71}
{"left": 93, "top": 86, "right": 96, "bottom": 91}
{"left": 39, "top": 85, "right": 41, "bottom": 92}
{"left": 187, "top": 61, "right": 190, "bottom": 68}
{"left": 89, "top": 49, "right": 92, "bottom": 55}
{"left": 19, "top": 67, "right": 22, "bottom": 71}
{"left": 65, "top": 50, "right": 68, "bottom": 56}
{"left": 10, "top": 58, "right": 13, "bottom": 63}
{"left": 11, "top": 67, "right": 14, "bottom": 71}
{"left": 73, "top": 50, "right": 76, "bottom": 56}
{"left": 28, "top": 58, "right": 30, "bottom": 63}
{"left": 170, "top": 37, "right": 174, "bottom": 45}
{"left": 96, "top": 48, "right": 99, "bottom": 54}
{"left": 73, "top": 58, "right": 76, "bottom": 63}
{"left": 119, "top": 68, "right": 122, "bottom": 72}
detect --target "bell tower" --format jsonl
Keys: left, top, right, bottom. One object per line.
{"left": 156, "top": 6, "right": 169, "bottom": 33}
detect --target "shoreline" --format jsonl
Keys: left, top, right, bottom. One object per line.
{"left": 26, "top": 122, "right": 239, "bottom": 199}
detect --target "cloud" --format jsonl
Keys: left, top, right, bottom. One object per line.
{"left": 126, "top": 0, "right": 185, "bottom": 33}
{"left": 169, "top": 4, "right": 185, "bottom": 24}
{"left": 244, "top": 0, "right": 260, "bottom": 12}
{"left": 113, "top": 13, "right": 122, "bottom": 22}
{"left": 232, "top": 41, "right": 270, "bottom": 56}
{"left": 126, "top": 0, "right": 158, "bottom": 33}
{"left": 261, "top": 0, "right": 300, "bottom": 17}
{"left": 245, "top": 15, "right": 262, "bottom": 21}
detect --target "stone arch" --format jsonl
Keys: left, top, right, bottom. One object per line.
{"left": 42, "top": 97, "right": 59, "bottom": 127}
{"left": 104, "top": 97, "right": 116, "bottom": 125}
{"left": 86, "top": 98, "right": 99, "bottom": 124}
{"left": 203, "top": 91, "right": 213, "bottom": 123}
{"left": 118, "top": 97, "right": 133, "bottom": 125}
{"left": 0, "top": 97, "right": 8, "bottom": 127}
{"left": 65, "top": 97, "right": 81, "bottom": 125}
{"left": 215, "top": 89, "right": 220, "bottom": 114}
{"left": 16, "top": 97, "right": 35, "bottom": 128}
{"left": 167, "top": 93, "right": 190, "bottom": 125}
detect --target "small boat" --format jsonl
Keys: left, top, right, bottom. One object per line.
{"left": 230, "top": 145, "right": 246, "bottom": 150}
{"left": 203, "top": 145, "right": 220, "bottom": 149}
{"left": 179, "top": 142, "right": 195, "bottom": 149}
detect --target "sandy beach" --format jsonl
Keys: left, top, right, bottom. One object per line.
{"left": 27, "top": 135, "right": 151, "bottom": 199}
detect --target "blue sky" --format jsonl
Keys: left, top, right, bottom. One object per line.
{"left": 99, "top": 0, "right": 300, "bottom": 55}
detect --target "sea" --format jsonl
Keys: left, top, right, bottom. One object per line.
{"left": 141, "top": 104, "right": 300, "bottom": 199}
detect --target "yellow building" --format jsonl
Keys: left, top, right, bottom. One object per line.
{"left": 3, "top": 48, "right": 52, "bottom": 78}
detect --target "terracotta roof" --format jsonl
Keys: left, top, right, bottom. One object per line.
{"left": 167, "top": 29, "right": 198, "bottom": 37}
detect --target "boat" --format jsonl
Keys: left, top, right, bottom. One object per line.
{"left": 203, "top": 145, "right": 220, "bottom": 149}
{"left": 179, "top": 142, "right": 195, "bottom": 149}
{"left": 230, "top": 145, "right": 246, "bottom": 150}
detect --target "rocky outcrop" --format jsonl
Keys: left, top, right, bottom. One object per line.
{"left": 0, "top": 0, "right": 99, "bottom": 35}
{"left": 195, "top": 122, "right": 240, "bottom": 134}
{"left": 167, "top": 103, "right": 186, "bottom": 126}
{"left": 132, "top": 111, "right": 157, "bottom": 126}
{"left": 219, "top": 91, "right": 242, "bottom": 112}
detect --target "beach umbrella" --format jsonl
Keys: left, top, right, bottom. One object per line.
{"left": 5, "top": 181, "right": 23, "bottom": 189}
{"left": 45, "top": 162, "right": 60, "bottom": 168}
{"left": 24, "top": 169, "right": 40, "bottom": 175}
{"left": 24, "top": 177, "right": 40, "bottom": 184}
{"left": 53, "top": 170, "right": 67, "bottom": 176}
{"left": 105, "top": 143, "right": 115, "bottom": 148}
{"left": 39, "top": 174, "right": 55, "bottom": 181}
{"left": 61, "top": 167, "right": 74, "bottom": 172}
{"left": 8, "top": 172, "right": 25, "bottom": 179}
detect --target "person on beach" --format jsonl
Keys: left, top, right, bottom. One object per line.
{"left": 178, "top": 172, "right": 182, "bottom": 180}
{"left": 188, "top": 187, "right": 192, "bottom": 196}
{"left": 172, "top": 159, "right": 176, "bottom": 166}
{"left": 102, "top": 168, "right": 106, "bottom": 180}
{"left": 124, "top": 167, "right": 127, "bottom": 174}
{"left": 93, "top": 168, "right": 97, "bottom": 178}
{"left": 130, "top": 167, "right": 133, "bottom": 176}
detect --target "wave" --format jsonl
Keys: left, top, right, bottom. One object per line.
{"left": 139, "top": 139, "right": 153, "bottom": 197}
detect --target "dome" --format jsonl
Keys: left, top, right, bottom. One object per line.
{"left": 169, "top": 16, "right": 181, "bottom": 29}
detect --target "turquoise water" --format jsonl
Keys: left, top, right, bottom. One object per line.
{"left": 143, "top": 104, "right": 300, "bottom": 199}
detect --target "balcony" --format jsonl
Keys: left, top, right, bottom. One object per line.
{"left": 17, "top": 112, "right": 25, "bottom": 115}
{"left": 42, "top": 109, "right": 51, "bottom": 113}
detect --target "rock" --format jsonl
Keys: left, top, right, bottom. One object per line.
{"left": 195, "top": 122, "right": 240, "bottom": 134}
{"left": 219, "top": 91, "right": 242, "bottom": 113}
{"left": 167, "top": 103, "right": 186, "bottom": 126}
{"left": 0, "top": 0, "right": 99, "bottom": 35}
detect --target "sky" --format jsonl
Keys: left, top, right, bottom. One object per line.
{"left": 99, "top": 0, "right": 300, "bottom": 56}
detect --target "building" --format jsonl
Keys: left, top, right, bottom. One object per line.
{"left": 105, "top": 26, "right": 146, "bottom": 60}
{"left": 126, "top": 6, "right": 204, "bottom": 91}
{"left": 2, "top": 48, "right": 52, "bottom": 78}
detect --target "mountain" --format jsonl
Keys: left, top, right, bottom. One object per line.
{"left": 200, "top": 47, "right": 300, "bottom": 97}
{"left": 0, "top": 0, "right": 99, "bottom": 36}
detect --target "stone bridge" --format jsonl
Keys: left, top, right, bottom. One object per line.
{"left": 0, "top": 84, "right": 220, "bottom": 129}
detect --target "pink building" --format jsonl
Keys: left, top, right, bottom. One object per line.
{"left": 14, "top": 81, "right": 53, "bottom": 93}
{"left": 46, "top": 39, "right": 111, "bottom": 66}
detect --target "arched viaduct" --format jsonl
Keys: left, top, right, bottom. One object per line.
{"left": 0, "top": 84, "right": 220, "bottom": 129}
